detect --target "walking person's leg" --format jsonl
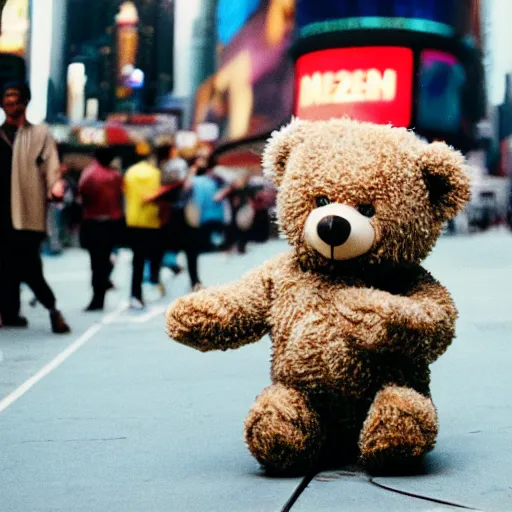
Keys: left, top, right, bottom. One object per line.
{"left": 86, "top": 245, "right": 109, "bottom": 311}
{"left": 131, "top": 250, "right": 145, "bottom": 306}
{"left": 0, "top": 235, "right": 25, "bottom": 326}
{"left": 161, "top": 219, "right": 182, "bottom": 276}
{"left": 185, "top": 248, "right": 201, "bottom": 290}
{"left": 129, "top": 228, "right": 146, "bottom": 308}
{"left": 148, "top": 229, "right": 165, "bottom": 296}
{"left": 237, "top": 229, "right": 248, "bottom": 254}
{"left": 183, "top": 225, "right": 203, "bottom": 291}
{"left": 85, "top": 221, "right": 116, "bottom": 311}
{"left": 83, "top": 220, "right": 104, "bottom": 311}
{"left": 17, "top": 231, "right": 70, "bottom": 333}
{"left": 97, "top": 242, "right": 115, "bottom": 305}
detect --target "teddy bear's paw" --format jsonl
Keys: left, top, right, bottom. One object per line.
{"left": 358, "top": 385, "right": 438, "bottom": 475}
{"left": 244, "top": 384, "right": 324, "bottom": 476}
{"left": 166, "top": 295, "right": 219, "bottom": 348}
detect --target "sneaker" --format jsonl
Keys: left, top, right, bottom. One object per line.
{"left": 192, "top": 282, "right": 204, "bottom": 293}
{"left": 1, "top": 315, "right": 29, "bottom": 328}
{"left": 129, "top": 297, "right": 145, "bottom": 311}
{"left": 50, "top": 311, "right": 71, "bottom": 334}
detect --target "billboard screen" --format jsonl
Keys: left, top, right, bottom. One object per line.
{"left": 193, "top": 0, "right": 296, "bottom": 144}
{"left": 417, "top": 49, "right": 466, "bottom": 134}
{"left": 216, "top": 0, "right": 262, "bottom": 46}
{"left": 294, "top": 47, "right": 413, "bottom": 126}
{"left": 296, "top": 0, "right": 479, "bottom": 39}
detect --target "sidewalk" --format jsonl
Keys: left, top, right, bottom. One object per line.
{"left": 1, "top": 232, "right": 511, "bottom": 511}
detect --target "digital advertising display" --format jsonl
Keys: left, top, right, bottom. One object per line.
{"left": 197, "top": 0, "right": 484, "bottom": 156}
{"left": 417, "top": 49, "right": 466, "bottom": 134}
{"left": 296, "top": 0, "right": 480, "bottom": 40}
{"left": 216, "top": 0, "right": 262, "bottom": 46}
{"left": 294, "top": 47, "right": 413, "bottom": 127}
{"left": 193, "top": 0, "right": 296, "bottom": 144}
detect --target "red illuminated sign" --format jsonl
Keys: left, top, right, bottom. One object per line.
{"left": 294, "top": 47, "right": 413, "bottom": 127}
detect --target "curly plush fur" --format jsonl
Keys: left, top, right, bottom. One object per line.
{"left": 166, "top": 118, "right": 470, "bottom": 475}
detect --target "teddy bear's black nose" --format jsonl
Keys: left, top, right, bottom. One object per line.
{"left": 317, "top": 215, "right": 351, "bottom": 246}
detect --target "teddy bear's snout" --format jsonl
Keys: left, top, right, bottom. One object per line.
{"left": 317, "top": 215, "right": 351, "bottom": 247}
{"left": 304, "top": 203, "right": 376, "bottom": 261}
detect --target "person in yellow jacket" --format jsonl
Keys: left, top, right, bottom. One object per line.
{"left": 123, "top": 141, "right": 164, "bottom": 309}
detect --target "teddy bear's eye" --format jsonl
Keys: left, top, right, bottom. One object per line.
{"left": 357, "top": 204, "right": 375, "bottom": 217}
{"left": 316, "top": 196, "right": 331, "bottom": 207}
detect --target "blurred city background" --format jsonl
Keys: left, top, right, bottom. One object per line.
{"left": 0, "top": 0, "right": 511, "bottom": 244}
{"left": 1, "top": 1, "right": 512, "bottom": 511}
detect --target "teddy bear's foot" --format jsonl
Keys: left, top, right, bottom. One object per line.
{"left": 244, "top": 384, "right": 324, "bottom": 475}
{"left": 359, "top": 385, "right": 438, "bottom": 474}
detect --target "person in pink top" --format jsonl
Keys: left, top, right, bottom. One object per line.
{"left": 78, "top": 147, "right": 124, "bottom": 311}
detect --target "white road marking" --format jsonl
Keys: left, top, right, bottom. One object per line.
{"left": 132, "top": 305, "right": 167, "bottom": 323}
{"left": 97, "top": 305, "right": 167, "bottom": 325}
{"left": 0, "top": 324, "right": 100, "bottom": 413}
{"left": 0, "top": 301, "right": 128, "bottom": 414}
{"left": 101, "top": 300, "right": 129, "bottom": 325}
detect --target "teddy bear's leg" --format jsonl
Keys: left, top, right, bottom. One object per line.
{"left": 244, "top": 383, "right": 324, "bottom": 475}
{"left": 359, "top": 385, "right": 438, "bottom": 472}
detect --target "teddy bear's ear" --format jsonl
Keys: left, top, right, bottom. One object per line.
{"left": 262, "top": 118, "right": 308, "bottom": 186}
{"left": 419, "top": 141, "right": 471, "bottom": 221}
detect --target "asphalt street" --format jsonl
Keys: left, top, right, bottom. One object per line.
{"left": 1, "top": 230, "right": 511, "bottom": 512}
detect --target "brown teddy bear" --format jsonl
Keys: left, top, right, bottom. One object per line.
{"left": 166, "top": 118, "right": 470, "bottom": 475}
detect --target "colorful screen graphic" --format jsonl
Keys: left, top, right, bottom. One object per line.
{"left": 294, "top": 47, "right": 413, "bottom": 127}
{"left": 194, "top": 0, "right": 295, "bottom": 143}
{"left": 217, "top": 0, "right": 262, "bottom": 46}
{"left": 417, "top": 50, "right": 466, "bottom": 134}
{"left": 296, "top": 0, "right": 477, "bottom": 39}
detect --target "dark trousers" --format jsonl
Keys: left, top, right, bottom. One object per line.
{"left": 185, "top": 248, "right": 200, "bottom": 287}
{"left": 184, "top": 221, "right": 228, "bottom": 287}
{"left": 228, "top": 206, "right": 249, "bottom": 254}
{"left": 128, "top": 228, "right": 163, "bottom": 301}
{"left": 81, "top": 220, "right": 119, "bottom": 304}
{"left": 0, "top": 229, "right": 56, "bottom": 319}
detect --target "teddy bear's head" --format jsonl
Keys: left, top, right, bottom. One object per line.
{"left": 263, "top": 118, "right": 470, "bottom": 273}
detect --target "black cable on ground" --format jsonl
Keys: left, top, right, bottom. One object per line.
{"left": 280, "top": 467, "right": 482, "bottom": 512}
{"left": 368, "top": 478, "right": 482, "bottom": 511}
{"left": 280, "top": 470, "right": 318, "bottom": 512}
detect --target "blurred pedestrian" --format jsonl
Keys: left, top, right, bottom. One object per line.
{"left": 215, "top": 172, "right": 272, "bottom": 254}
{"left": 160, "top": 143, "right": 188, "bottom": 185}
{"left": 217, "top": 172, "right": 254, "bottom": 254}
{"left": 44, "top": 198, "right": 63, "bottom": 256}
{"left": 78, "top": 147, "right": 124, "bottom": 311}
{"left": 181, "top": 155, "right": 229, "bottom": 290}
{"left": 0, "top": 81, "right": 70, "bottom": 333}
{"left": 123, "top": 141, "right": 164, "bottom": 309}
{"left": 59, "top": 157, "right": 82, "bottom": 248}
{"left": 155, "top": 144, "right": 187, "bottom": 276}
{"left": 249, "top": 177, "right": 275, "bottom": 242}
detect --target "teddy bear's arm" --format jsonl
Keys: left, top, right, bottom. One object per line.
{"left": 395, "top": 268, "right": 458, "bottom": 361}
{"left": 165, "top": 262, "right": 274, "bottom": 352}
{"left": 340, "top": 269, "right": 457, "bottom": 362}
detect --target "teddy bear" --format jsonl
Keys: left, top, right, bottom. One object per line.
{"left": 166, "top": 118, "right": 470, "bottom": 475}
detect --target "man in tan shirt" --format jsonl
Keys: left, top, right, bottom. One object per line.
{"left": 0, "top": 82, "right": 70, "bottom": 333}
